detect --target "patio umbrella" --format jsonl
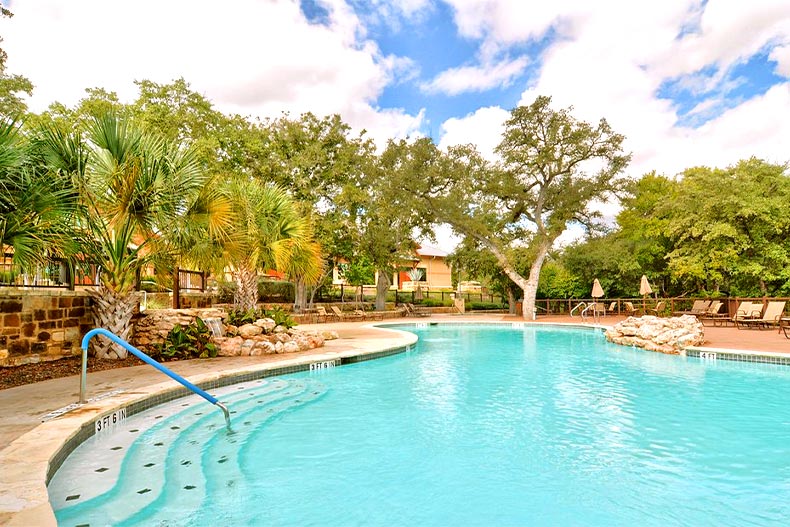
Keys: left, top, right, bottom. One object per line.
{"left": 591, "top": 278, "right": 604, "bottom": 299}
{"left": 639, "top": 275, "right": 652, "bottom": 311}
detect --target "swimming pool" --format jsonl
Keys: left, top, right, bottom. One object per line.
{"left": 50, "top": 324, "right": 790, "bottom": 525}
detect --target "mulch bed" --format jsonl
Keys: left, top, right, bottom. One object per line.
{"left": 0, "top": 355, "right": 145, "bottom": 391}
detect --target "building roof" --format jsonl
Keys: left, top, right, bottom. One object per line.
{"left": 416, "top": 245, "right": 449, "bottom": 258}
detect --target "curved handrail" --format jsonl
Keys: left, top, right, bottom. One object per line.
{"left": 581, "top": 303, "right": 601, "bottom": 323}
{"left": 570, "top": 302, "right": 587, "bottom": 318}
{"left": 80, "top": 328, "right": 231, "bottom": 431}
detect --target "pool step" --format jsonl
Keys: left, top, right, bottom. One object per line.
{"left": 53, "top": 378, "right": 325, "bottom": 526}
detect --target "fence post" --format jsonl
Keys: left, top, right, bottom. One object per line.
{"left": 173, "top": 267, "right": 180, "bottom": 309}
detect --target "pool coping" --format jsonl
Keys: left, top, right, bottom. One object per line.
{"left": 0, "top": 325, "right": 418, "bottom": 527}
{"left": 1, "top": 320, "right": 786, "bottom": 526}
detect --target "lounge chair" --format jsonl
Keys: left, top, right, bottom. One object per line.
{"left": 330, "top": 306, "right": 364, "bottom": 321}
{"left": 697, "top": 301, "right": 724, "bottom": 325}
{"left": 314, "top": 306, "right": 332, "bottom": 323}
{"left": 672, "top": 300, "right": 710, "bottom": 316}
{"left": 623, "top": 302, "right": 639, "bottom": 317}
{"left": 728, "top": 301, "right": 759, "bottom": 326}
{"left": 354, "top": 308, "right": 383, "bottom": 321}
{"left": 646, "top": 301, "right": 666, "bottom": 316}
{"left": 594, "top": 302, "right": 607, "bottom": 317}
{"left": 607, "top": 301, "right": 618, "bottom": 314}
{"left": 737, "top": 301, "right": 786, "bottom": 330}
{"left": 406, "top": 303, "right": 431, "bottom": 317}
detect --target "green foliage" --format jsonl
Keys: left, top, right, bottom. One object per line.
{"left": 415, "top": 298, "right": 450, "bottom": 307}
{"left": 340, "top": 256, "right": 375, "bottom": 286}
{"left": 263, "top": 305, "right": 296, "bottom": 329}
{"left": 214, "top": 280, "right": 237, "bottom": 303}
{"left": 225, "top": 305, "right": 296, "bottom": 329}
{"left": 536, "top": 259, "right": 584, "bottom": 299}
{"left": 225, "top": 307, "right": 265, "bottom": 326}
{"left": 0, "top": 8, "right": 34, "bottom": 118}
{"left": 150, "top": 317, "right": 218, "bottom": 361}
{"left": 257, "top": 279, "right": 295, "bottom": 303}
{"left": 468, "top": 301, "right": 509, "bottom": 311}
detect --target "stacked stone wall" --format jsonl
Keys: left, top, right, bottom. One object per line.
{"left": 0, "top": 290, "right": 93, "bottom": 366}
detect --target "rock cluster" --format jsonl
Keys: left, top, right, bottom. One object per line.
{"left": 133, "top": 310, "right": 336, "bottom": 357}
{"left": 604, "top": 315, "right": 704, "bottom": 354}
{"left": 132, "top": 308, "right": 225, "bottom": 349}
{"left": 216, "top": 320, "right": 338, "bottom": 356}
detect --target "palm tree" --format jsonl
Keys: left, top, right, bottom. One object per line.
{"left": 0, "top": 118, "right": 77, "bottom": 274}
{"left": 222, "top": 176, "right": 321, "bottom": 312}
{"left": 39, "top": 112, "right": 227, "bottom": 358}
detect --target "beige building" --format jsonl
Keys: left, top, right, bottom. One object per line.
{"left": 395, "top": 246, "right": 453, "bottom": 290}
{"left": 332, "top": 245, "right": 453, "bottom": 290}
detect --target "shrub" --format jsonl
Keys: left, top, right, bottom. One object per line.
{"left": 468, "top": 301, "right": 509, "bottom": 311}
{"left": 226, "top": 307, "right": 266, "bottom": 326}
{"left": 258, "top": 279, "right": 295, "bottom": 303}
{"left": 263, "top": 305, "right": 296, "bottom": 329}
{"left": 225, "top": 305, "right": 296, "bottom": 329}
{"left": 416, "top": 298, "right": 451, "bottom": 307}
{"left": 150, "top": 317, "right": 217, "bottom": 361}
{"left": 0, "top": 270, "right": 18, "bottom": 284}
{"left": 214, "top": 280, "right": 237, "bottom": 303}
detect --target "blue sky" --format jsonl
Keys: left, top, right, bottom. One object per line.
{"left": 3, "top": 0, "right": 790, "bottom": 247}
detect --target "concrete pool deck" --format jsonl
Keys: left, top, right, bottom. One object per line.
{"left": 1, "top": 313, "right": 788, "bottom": 525}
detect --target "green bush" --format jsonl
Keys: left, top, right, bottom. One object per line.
{"left": 214, "top": 280, "right": 237, "bottom": 303}
{"left": 263, "top": 305, "right": 296, "bottom": 329}
{"left": 468, "top": 301, "right": 509, "bottom": 311}
{"left": 0, "top": 270, "right": 18, "bottom": 284}
{"left": 416, "top": 298, "right": 451, "bottom": 307}
{"left": 225, "top": 306, "right": 296, "bottom": 329}
{"left": 258, "top": 279, "right": 294, "bottom": 303}
{"left": 226, "top": 307, "right": 266, "bottom": 326}
{"left": 150, "top": 317, "right": 218, "bottom": 361}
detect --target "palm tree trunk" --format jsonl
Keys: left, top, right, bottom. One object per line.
{"left": 234, "top": 264, "right": 258, "bottom": 312}
{"left": 293, "top": 278, "right": 307, "bottom": 313}
{"left": 88, "top": 287, "right": 139, "bottom": 359}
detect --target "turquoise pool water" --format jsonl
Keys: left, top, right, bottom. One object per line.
{"left": 51, "top": 324, "right": 790, "bottom": 526}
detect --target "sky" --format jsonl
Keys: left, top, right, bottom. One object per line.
{"left": 3, "top": 0, "right": 790, "bottom": 250}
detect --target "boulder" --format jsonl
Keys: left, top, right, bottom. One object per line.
{"left": 238, "top": 324, "right": 263, "bottom": 338}
{"left": 218, "top": 336, "right": 244, "bottom": 356}
{"left": 282, "top": 341, "right": 300, "bottom": 354}
{"left": 605, "top": 314, "right": 704, "bottom": 355}
{"left": 253, "top": 318, "right": 276, "bottom": 333}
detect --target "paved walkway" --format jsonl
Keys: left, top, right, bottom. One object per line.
{"left": 0, "top": 313, "right": 788, "bottom": 525}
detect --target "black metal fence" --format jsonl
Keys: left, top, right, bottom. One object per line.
{"left": 0, "top": 255, "right": 71, "bottom": 288}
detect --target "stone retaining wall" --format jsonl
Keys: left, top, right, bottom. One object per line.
{"left": 0, "top": 290, "right": 93, "bottom": 366}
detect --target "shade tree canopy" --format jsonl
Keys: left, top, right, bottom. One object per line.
{"left": 407, "top": 96, "right": 630, "bottom": 319}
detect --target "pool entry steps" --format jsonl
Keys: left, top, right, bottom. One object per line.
{"left": 80, "top": 328, "right": 232, "bottom": 431}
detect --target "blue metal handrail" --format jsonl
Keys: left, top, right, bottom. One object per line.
{"left": 80, "top": 328, "right": 231, "bottom": 430}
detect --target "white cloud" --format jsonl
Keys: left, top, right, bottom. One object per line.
{"left": 421, "top": 56, "right": 529, "bottom": 95}
{"left": 438, "top": 106, "right": 508, "bottom": 159}
{"left": 0, "top": 0, "right": 423, "bottom": 146}
{"left": 653, "top": 0, "right": 790, "bottom": 80}
{"left": 436, "top": 1, "right": 790, "bottom": 249}
{"left": 439, "top": 1, "right": 790, "bottom": 180}
{"left": 770, "top": 44, "right": 790, "bottom": 78}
